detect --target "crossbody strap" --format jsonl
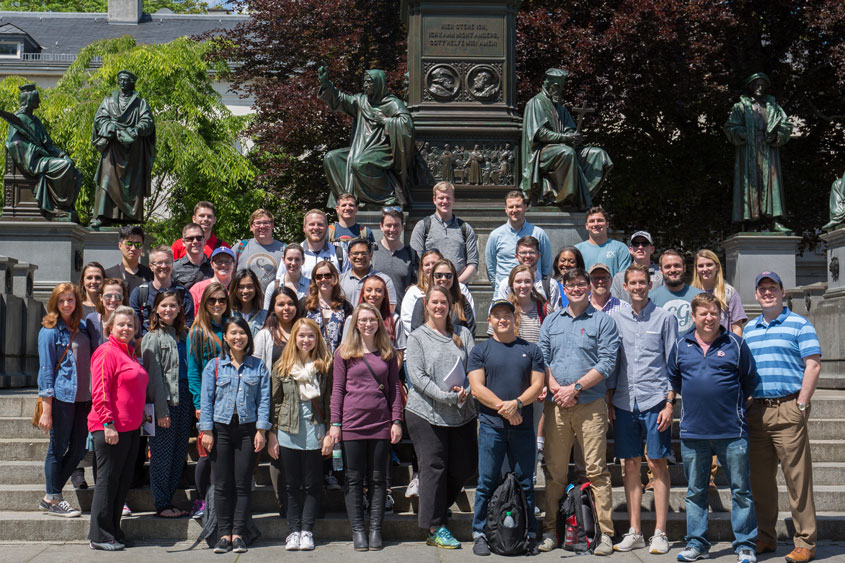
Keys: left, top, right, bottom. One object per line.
{"left": 55, "top": 330, "right": 77, "bottom": 375}
{"left": 361, "top": 355, "right": 388, "bottom": 401}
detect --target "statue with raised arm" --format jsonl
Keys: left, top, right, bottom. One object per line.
{"left": 519, "top": 68, "right": 613, "bottom": 209}
{"left": 724, "top": 72, "right": 792, "bottom": 232}
{"left": 318, "top": 66, "right": 415, "bottom": 207}
{"left": 3, "top": 84, "right": 81, "bottom": 221}
{"left": 90, "top": 70, "right": 156, "bottom": 228}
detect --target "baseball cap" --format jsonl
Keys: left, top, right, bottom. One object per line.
{"left": 588, "top": 263, "right": 611, "bottom": 275}
{"left": 755, "top": 271, "right": 783, "bottom": 288}
{"left": 211, "top": 247, "right": 236, "bottom": 261}
{"left": 629, "top": 231, "right": 653, "bottom": 246}
{"left": 488, "top": 299, "right": 515, "bottom": 315}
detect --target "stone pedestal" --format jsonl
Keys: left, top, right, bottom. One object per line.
{"left": 722, "top": 233, "right": 800, "bottom": 311}
{"left": 821, "top": 228, "right": 845, "bottom": 299}
{"left": 82, "top": 229, "right": 121, "bottom": 270}
{"left": 0, "top": 221, "right": 87, "bottom": 300}
{"left": 0, "top": 256, "right": 38, "bottom": 387}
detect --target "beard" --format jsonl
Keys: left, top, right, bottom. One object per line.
{"left": 664, "top": 276, "right": 684, "bottom": 289}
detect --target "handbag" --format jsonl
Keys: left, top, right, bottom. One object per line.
{"left": 32, "top": 330, "right": 77, "bottom": 429}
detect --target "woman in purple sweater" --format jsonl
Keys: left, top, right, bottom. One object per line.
{"left": 329, "top": 302, "right": 403, "bottom": 552}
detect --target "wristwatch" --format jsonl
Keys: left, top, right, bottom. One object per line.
{"left": 667, "top": 397, "right": 677, "bottom": 406}
{"left": 574, "top": 382, "right": 583, "bottom": 393}
{"left": 515, "top": 398, "right": 524, "bottom": 411}
{"left": 797, "top": 402, "right": 808, "bottom": 411}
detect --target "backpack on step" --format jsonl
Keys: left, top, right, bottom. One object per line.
{"left": 484, "top": 471, "right": 530, "bottom": 556}
{"left": 557, "top": 481, "right": 601, "bottom": 553}
{"left": 187, "top": 487, "right": 262, "bottom": 550}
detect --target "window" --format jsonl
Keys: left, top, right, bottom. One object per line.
{"left": 0, "top": 42, "right": 21, "bottom": 59}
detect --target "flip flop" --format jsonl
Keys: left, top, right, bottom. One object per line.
{"left": 156, "top": 506, "right": 188, "bottom": 518}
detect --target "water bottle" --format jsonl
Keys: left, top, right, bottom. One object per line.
{"left": 332, "top": 443, "right": 343, "bottom": 471}
{"left": 502, "top": 511, "right": 515, "bottom": 528}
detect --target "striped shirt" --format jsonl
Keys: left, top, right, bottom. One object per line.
{"left": 744, "top": 307, "right": 821, "bottom": 398}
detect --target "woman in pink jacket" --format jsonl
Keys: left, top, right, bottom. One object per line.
{"left": 87, "top": 306, "right": 149, "bottom": 551}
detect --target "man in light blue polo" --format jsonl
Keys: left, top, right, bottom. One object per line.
{"left": 575, "top": 206, "right": 631, "bottom": 276}
{"left": 486, "top": 190, "right": 552, "bottom": 292}
{"left": 608, "top": 264, "right": 677, "bottom": 554}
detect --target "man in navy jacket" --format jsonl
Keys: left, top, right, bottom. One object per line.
{"left": 668, "top": 292, "right": 759, "bottom": 563}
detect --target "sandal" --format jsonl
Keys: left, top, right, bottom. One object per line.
{"left": 156, "top": 506, "right": 188, "bottom": 518}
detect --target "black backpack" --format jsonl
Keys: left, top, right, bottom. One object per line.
{"left": 557, "top": 481, "right": 602, "bottom": 553}
{"left": 484, "top": 472, "right": 530, "bottom": 556}
{"left": 186, "top": 487, "right": 262, "bottom": 550}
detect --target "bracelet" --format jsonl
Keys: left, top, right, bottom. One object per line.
{"left": 331, "top": 422, "right": 341, "bottom": 427}
{"left": 392, "top": 419, "right": 402, "bottom": 425}
{"left": 103, "top": 421, "right": 113, "bottom": 427}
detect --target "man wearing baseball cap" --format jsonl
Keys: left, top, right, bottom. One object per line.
{"left": 467, "top": 299, "right": 545, "bottom": 555}
{"left": 744, "top": 272, "right": 821, "bottom": 563}
{"left": 611, "top": 231, "right": 663, "bottom": 303}
{"left": 189, "top": 246, "right": 237, "bottom": 315}
{"left": 589, "top": 263, "right": 631, "bottom": 315}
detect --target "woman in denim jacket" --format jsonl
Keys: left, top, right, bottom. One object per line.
{"left": 36, "top": 282, "right": 92, "bottom": 518}
{"left": 199, "top": 317, "right": 271, "bottom": 554}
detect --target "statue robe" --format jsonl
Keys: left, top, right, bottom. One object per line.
{"left": 825, "top": 172, "right": 845, "bottom": 230}
{"left": 5, "top": 112, "right": 80, "bottom": 214}
{"left": 319, "top": 70, "right": 415, "bottom": 206}
{"left": 519, "top": 90, "right": 612, "bottom": 207}
{"left": 92, "top": 90, "right": 156, "bottom": 223}
{"left": 724, "top": 94, "right": 791, "bottom": 223}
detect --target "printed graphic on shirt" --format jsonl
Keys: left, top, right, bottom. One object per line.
{"left": 246, "top": 253, "right": 280, "bottom": 288}
{"left": 661, "top": 298, "right": 694, "bottom": 332}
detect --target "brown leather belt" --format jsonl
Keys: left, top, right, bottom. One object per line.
{"left": 752, "top": 391, "right": 799, "bottom": 407}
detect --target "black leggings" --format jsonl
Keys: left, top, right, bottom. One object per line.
{"left": 279, "top": 447, "right": 322, "bottom": 533}
{"left": 343, "top": 439, "right": 389, "bottom": 530}
{"left": 211, "top": 417, "right": 256, "bottom": 537}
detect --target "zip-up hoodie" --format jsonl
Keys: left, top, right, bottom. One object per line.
{"left": 88, "top": 335, "right": 149, "bottom": 433}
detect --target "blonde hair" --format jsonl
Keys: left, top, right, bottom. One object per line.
{"left": 691, "top": 249, "right": 727, "bottom": 310}
{"left": 432, "top": 181, "right": 455, "bottom": 196}
{"left": 339, "top": 302, "right": 395, "bottom": 361}
{"left": 274, "top": 318, "right": 332, "bottom": 377}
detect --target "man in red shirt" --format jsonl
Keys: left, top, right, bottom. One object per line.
{"left": 171, "top": 201, "right": 230, "bottom": 259}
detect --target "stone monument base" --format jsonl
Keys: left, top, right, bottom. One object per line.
{"left": 723, "top": 233, "right": 800, "bottom": 316}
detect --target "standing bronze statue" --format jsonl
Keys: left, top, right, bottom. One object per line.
{"left": 519, "top": 68, "right": 612, "bottom": 208}
{"left": 90, "top": 70, "right": 156, "bottom": 228}
{"left": 2, "top": 84, "right": 81, "bottom": 221}
{"left": 318, "top": 67, "right": 415, "bottom": 207}
{"left": 724, "top": 72, "right": 792, "bottom": 232}
{"left": 824, "top": 171, "right": 845, "bottom": 231}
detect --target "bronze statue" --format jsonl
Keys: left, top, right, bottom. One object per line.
{"left": 519, "top": 68, "right": 612, "bottom": 208}
{"left": 2, "top": 84, "right": 81, "bottom": 221}
{"left": 318, "top": 67, "right": 415, "bottom": 207}
{"left": 724, "top": 72, "right": 792, "bottom": 232}
{"left": 467, "top": 145, "right": 484, "bottom": 185}
{"left": 90, "top": 70, "right": 156, "bottom": 228}
{"left": 440, "top": 143, "right": 455, "bottom": 183}
{"left": 824, "top": 171, "right": 845, "bottom": 231}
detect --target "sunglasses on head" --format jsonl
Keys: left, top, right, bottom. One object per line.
{"left": 382, "top": 206, "right": 402, "bottom": 213}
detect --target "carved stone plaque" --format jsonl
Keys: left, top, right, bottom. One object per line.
{"left": 422, "top": 15, "right": 504, "bottom": 58}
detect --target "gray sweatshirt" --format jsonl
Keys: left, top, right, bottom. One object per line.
{"left": 404, "top": 323, "right": 476, "bottom": 427}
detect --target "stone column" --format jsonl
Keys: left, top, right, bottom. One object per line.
{"left": 722, "top": 233, "right": 800, "bottom": 314}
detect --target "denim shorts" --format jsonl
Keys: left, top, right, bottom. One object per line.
{"left": 613, "top": 401, "right": 672, "bottom": 460}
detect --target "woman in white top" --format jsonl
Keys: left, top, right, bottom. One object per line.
{"left": 229, "top": 269, "right": 267, "bottom": 336}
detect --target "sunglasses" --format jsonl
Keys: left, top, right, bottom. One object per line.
{"left": 313, "top": 273, "right": 334, "bottom": 281}
{"left": 382, "top": 206, "right": 402, "bottom": 213}
{"left": 103, "top": 293, "right": 123, "bottom": 301}
{"left": 183, "top": 235, "right": 204, "bottom": 242}
{"left": 121, "top": 241, "right": 143, "bottom": 249}
{"left": 433, "top": 272, "right": 454, "bottom": 280}
{"left": 207, "top": 297, "right": 228, "bottom": 305}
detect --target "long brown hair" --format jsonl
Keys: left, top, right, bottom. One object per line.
{"left": 189, "top": 282, "right": 229, "bottom": 358}
{"left": 428, "top": 259, "right": 467, "bottom": 323}
{"left": 274, "top": 318, "right": 332, "bottom": 378}
{"left": 42, "top": 283, "right": 83, "bottom": 330}
{"left": 423, "top": 285, "right": 463, "bottom": 349}
{"left": 263, "top": 285, "right": 303, "bottom": 344}
{"left": 507, "top": 264, "right": 546, "bottom": 333}
{"left": 416, "top": 250, "right": 444, "bottom": 293}
{"left": 304, "top": 260, "right": 346, "bottom": 311}
{"left": 358, "top": 275, "right": 395, "bottom": 340}
{"left": 148, "top": 290, "right": 187, "bottom": 337}
{"left": 340, "top": 302, "right": 395, "bottom": 361}
{"left": 96, "top": 278, "right": 128, "bottom": 316}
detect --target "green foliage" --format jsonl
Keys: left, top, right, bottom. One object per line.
{"left": 0, "top": 36, "right": 265, "bottom": 246}
{"left": 0, "top": 0, "right": 208, "bottom": 13}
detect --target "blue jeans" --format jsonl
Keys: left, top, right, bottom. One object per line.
{"left": 681, "top": 437, "right": 757, "bottom": 553}
{"left": 472, "top": 423, "right": 537, "bottom": 538}
{"left": 45, "top": 399, "right": 90, "bottom": 498}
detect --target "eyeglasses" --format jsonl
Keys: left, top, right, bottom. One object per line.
{"left": 150, "top": 261, "right": 171, "bottom": 267}
{"left": 517, "top": 250, "right": 539, "bottom": 257}
{"left": 207, "top": 297, "right": 228, "bottom": 305}
{"left": 121, "top": 241, "right": 143, "bottom": 249}
{"left": 103, "top": 293, "right": 123, "bottom": 301}
{"left": 313, "top": 273, "right": 333, "bottom": 281}
{"left": 356, "top": 318, "right": 379, "bottom": 325}
{"left": 590, "top": 276, "right": 611, "bottom": 283}
{"left": 183, "top": 235, "right": 204, "bottom": 242}
{"left": 433, "top": 272, "right": 454, "bottom": 280}
{"left": 382, "top": 206, "right": 402, "bottom": 213}
{"left": 252, "top": 220, "right": 273, "bottom": 227}
{"left": 564, "top": 282, "right": 589, "bottom": 290}
{"left": 349, "top": 251, "right": 369, "bottom": 258}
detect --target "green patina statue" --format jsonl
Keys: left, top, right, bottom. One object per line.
{"left": 519, "top": 68, "right": 613, "bottom": 209}
{"left": 318, "top": 66, "right": 415, "bottom": 207}
{"left": 824, "top": 171, "right": 845, "bottom": 231}
{"left": 724, "top": 72, "right": 792, "bottom": 232}
{"left": 2, "top": 84, "right": 81, "bottom": 221}
{"left": 90, "top": 70, "right": 156, "bottom": 228}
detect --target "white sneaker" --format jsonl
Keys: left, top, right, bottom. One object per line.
{"left": 537, "top": 533, "right": 557, "bottom": 552}
{"left": 299, "top": 531, "right": 314, "bottom": 551}
{"left": 405, "top": 474, "right": 419, "bottom": 498}
{"left": 285, "top": 531, "right": 300, "bottom": 551}
{"left": 649, "top": 529, "right": 670, "bottom": 554}
{"left": 121, "top": 504, "right": 132, "bottom": 517}
{"left": 594, "top": 533, "right": 614, "bottom": 556}
{"left": 737, "top": 548, "right": 756, "bottom": 563}
{"left": 614, "top": 528, "right": 645, "bottom": 551}
{"left": 678, "top": 545, "right": 709, "bottom": 561}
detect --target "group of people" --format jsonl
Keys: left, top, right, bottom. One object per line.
{"left": 35, "top": 184, "right": 819, "bottom": 563}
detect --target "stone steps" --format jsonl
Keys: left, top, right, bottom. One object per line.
{"left": 0, "top": 510, "right": 843, "bottom": 543}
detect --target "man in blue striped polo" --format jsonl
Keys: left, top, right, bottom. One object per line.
{"left": 744, "top": 271, "right": 821, "bottom": 563}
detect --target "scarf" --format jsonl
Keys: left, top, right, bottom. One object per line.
{"left": 290, "top": 361, "right": 320, "bottom": 401}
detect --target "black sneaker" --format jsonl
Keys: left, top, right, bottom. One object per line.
{"left": 213, "top": 538, "right": 232, "bottom": 554}
{"left": 47, "top": 500, "right": 81, "bottom": 518}
{"left": 38, "top": 499, "right": 51, "bottom": 511}
{"left": 232, "top": 537, "right": 247, "bottom": 553}
{"left": 473, "top": 536, "right": 491, "bottom": 556}
{"left": 89, "top": 540, "right": 125, "bottom": 551}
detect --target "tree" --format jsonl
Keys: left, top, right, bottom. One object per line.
{"left": 0, "top": 36, "right": 265, "bottom": 246}
{"left": 0, "top": 0, "right": 209, "bottom": 13}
